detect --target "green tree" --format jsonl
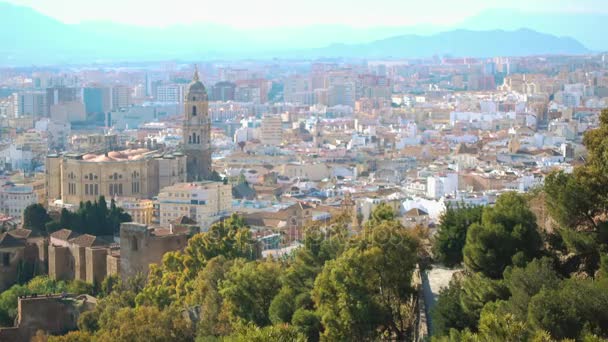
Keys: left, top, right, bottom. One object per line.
{"left": 291, "top": 308, "right": 321, "bottom": 342}
{"left": 47, "top": 331, "right": 93, "bottom": 342}
{"left": 463, "top": 192, "right": 542, "bottom": 278}
{"left": 544, "top": 170, "right": 603, "bottom": 229}
{"left": 313, "top": 211, "right": 420, "bottom": 340}
{"left": 459, "top": 273, "right": 509, "bottom": 325}
{"left": 220, "top": 323, "right": 306, "bottom": 342}
{"left": 219, "top": 259, "right": 282, "bottom": 327}
{"left": 137, "top": 214, "right": 258, "bottom": 306}
{"left": 23, "top": 204, "right": 52, "bottom": 234}
{"left": 95, "top": 305, "right": 194, "bottom": 342}
{"left": 364, "top": 202, "right": 395, "bottom": 227}
{"left": 209, "top": 170, "right": 223, "bottom": 182}
{"left": 431, "top": 279, "right": 477, "bottom": 336}
{"left": 527, "top": 278, "right": 608, "bottom": 340}
{"left": 433, "top": 203, "right": 483, "bottom": 267}
{"left": 48, "top": 196, "right": 131, "bottom": 236}
{"left": 268, "top": 287, "right": 296, "bottom": 324}
{"left": 477, "top": 312, "right": 530, "bottom": 342}
{"left": 186, "top": 256, "right": 233, "bottom": 338}
{"left": 502, "top": 257, "right": 561, "bottom": 321}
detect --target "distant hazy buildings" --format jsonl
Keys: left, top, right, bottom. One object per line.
{"left": 155, "top": 83, "right": 185, "bottom": 103}
{"left": 12, "top": 91, "right": 46, "bottom": 118}
{"left": 46, "top": 86, "right": 80, "bottom": 115}
{"left": 111, "top": 85, "right": 132, "bottom": 110}
{"left": 210, "top": 81, "right": 236, "bottom": 101}
{"left": 83, "top": 87, "right": 111, "bottom": 115}
{"left": 260, "top": 116, "right": 283, "bottom": 146}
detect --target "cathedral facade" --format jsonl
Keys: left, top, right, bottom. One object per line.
{"left": 183, "top": 67, "right": 212, "bottom": 181}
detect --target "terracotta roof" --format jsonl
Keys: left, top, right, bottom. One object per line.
{"left": 7, "top": 228, "right": 32, "bottom": 239}
{"left": 405, "top": 208, "right": 429, "bottom": 217}
{"left": 51, "top": 229, "right": 80, "bottom": 241}
{"left": 0, "top": 232, "right": 25, "bottom": 249}
{"left": 242, "top": 214, "right": 285, "bottom": 229}
{"left": 455, "top": 143, "right": 479, "bottom": 155}
{"left": 173, "top": 216, "right": 197, "bottom": 225}
{"left": 68, "top": 234, "right": 108, "bottom": 248}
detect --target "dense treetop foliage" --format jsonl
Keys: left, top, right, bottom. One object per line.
{"left": 30, "top": 205, "right": 423, "bottom": 341}
{"left": 23, "top": 196, "right": 131, "bottom": 236}
{"left": 433, "top": 203, "right": 483, "bottom": 267}
{"left": 431, "top": 109, "right": 608, "bottom": 341}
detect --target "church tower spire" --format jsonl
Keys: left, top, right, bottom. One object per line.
{"left": 183, "top": 65, "right": 212, "bottom": 181}
{"left": 193, "top": 64, "right": 200, "bottom": 82}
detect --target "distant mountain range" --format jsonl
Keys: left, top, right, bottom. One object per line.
{"left": 302, "top": 29, "right": 588, "bottom": 59}
{"left": 0, "top": 2, "right": 600, "bottom": 66}
{"left": 458, "top": 9, "right": 608, "bottom": 52}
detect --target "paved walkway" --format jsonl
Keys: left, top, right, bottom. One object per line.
{"left": 421, "top": 265, "right": 461, "bottom": 334}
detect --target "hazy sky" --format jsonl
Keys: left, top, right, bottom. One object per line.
{"left": 5, "top": 0, "right": 607, "bottom": 27}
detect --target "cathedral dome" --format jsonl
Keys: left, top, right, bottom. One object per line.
{"left": 188, "top": 80, "right": 206, "bottom": 93}
{"left": 187, "top": 65, "right": 207, "bottom": 96}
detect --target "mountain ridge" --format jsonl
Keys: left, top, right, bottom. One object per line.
{"left": 0, "top": 2, "right": 594, "bottom": 66}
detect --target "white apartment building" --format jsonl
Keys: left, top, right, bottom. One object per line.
{"left": 12, "top": 91, "right": 47, "bottom": 118}
{"left": 158, "top": 181, "right": 232, "bottom": 229}
{"left": 427, "top": 173, "right": 459, "bottom": 200}
{"left": 156, "top": 84, "right": 185, "bottom": 103}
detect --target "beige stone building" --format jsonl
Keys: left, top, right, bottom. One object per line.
{"left": 46, "top": 148, "right": 186, "bottom": 206}
{"left": 118, "top": 222, "right": 192, "bottom": 280}
{"left": 279, "top": 162, "right": 331, "bottom": 181}
{"left": 260, "top": 116, "right": 283, "bottom": 146}
{"left": 0, "top": 294, "right": 96, "bottom": 342}
{"left": 115, "top": 197, "right": 154, "bottom": 225}
{"left": 157, "top": 181, "right": 232, "bottom": 229}
{"left": 0, "top": 229, "right": 46, "bottom": 291}
{"left": 48, "top": 222, "right": 194, "bottom": 284}
{"left": 183, "top": 67, "right": 213, "bottom": 181}
{"left": 48, "top": 229, "right": 111, "bottom": 285}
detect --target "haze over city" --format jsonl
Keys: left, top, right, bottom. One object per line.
{"left": 0, "top": 1, "right": 607, "bottom": 341}
{"left": 5, "top": 0, "right": 608, "bottom": 26}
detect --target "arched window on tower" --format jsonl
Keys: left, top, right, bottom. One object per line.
{"left": 192, "top": 133, "right": 196, "bottom": 144}
{"left": 197, "top": 135, "right": 200, "bottom": 144}
{"left": 131, "top": 236, "right": 138, "bottom": 251}
{"left": 188, "top": 135, "right": 192, "bottom": 143}
{"left": 192, "top": 106, "right": 197, "bottom": 116}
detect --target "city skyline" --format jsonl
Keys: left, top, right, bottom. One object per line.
{"left": 1, "top": 2, "right": 608, "bottom": 341}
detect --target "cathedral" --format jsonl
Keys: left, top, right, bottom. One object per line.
{"left": 183, "top": 66, "right": 212, "bottom": 181}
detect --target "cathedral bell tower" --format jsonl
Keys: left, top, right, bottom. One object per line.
{"left": 183, "top": 66, "right": 212, "bottom": 181}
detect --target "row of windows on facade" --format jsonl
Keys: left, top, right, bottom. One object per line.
{"left": 69, "top": 172, "right": 141, "bottom": 181}
{"left": 165, "top": 192, "right": 226, "bottom": 198}
{"left": 0, "top": 195, "right": 33, "bottom": 199}
{"left": 162, "top": 213, "right": 212, "bottom": 219}
{"left": 164, "top": 203, "right": 210, "bottom": 212}
{"left": 2, "top": 208, "right": 26, "bottom": 214}
{"left": 67, "top": 182, "right": 140, "bottom": 195}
